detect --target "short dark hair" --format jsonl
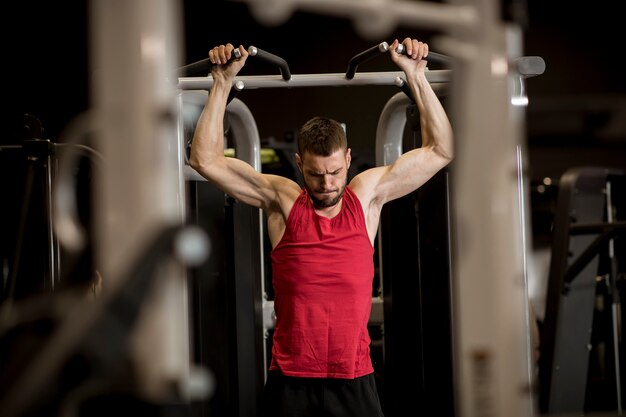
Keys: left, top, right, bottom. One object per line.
{"left": 297, "top": 117, "right": 347, "bottom": 157}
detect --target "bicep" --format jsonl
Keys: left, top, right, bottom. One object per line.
{"left": 193, "top": 156, "right": 294, "bottom": 210}
{"left": 356, "top": 147, "right": 450, "bottom": 205}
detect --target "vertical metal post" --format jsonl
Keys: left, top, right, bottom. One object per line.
{"left": 375, "top": 91, "right": 412, "bottom": 308}
{"left": 90, "top": 0, "right": 190, "bottom": 401}
{"left": 606, "top": 180, "right": 623, "bottom": 414}
{"left": 445, "top": 5, "right": 534, "bottom": 417}
{"left": 225, "top": 98, "right": 267, "bottom": 414}
{"left": 45, "top": 153, "right": 60, "bottom": 290}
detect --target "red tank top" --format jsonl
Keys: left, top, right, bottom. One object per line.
{"left": 269, "top": 186, "right": 375, "bottom": 379}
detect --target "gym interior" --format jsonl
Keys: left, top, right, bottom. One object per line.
{"left": 1, "top": 1, "right": 625, "bottom": 416}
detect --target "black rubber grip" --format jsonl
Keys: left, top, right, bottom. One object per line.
{"left": 248, "top": 46, "right": 292, "bottom": 80}
{"left": 394, "top": 77, "right": 415, "bottom": 103}
{"left": 345, "top": 42, "right": 389, "bottom": 80}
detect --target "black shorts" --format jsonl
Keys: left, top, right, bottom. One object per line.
{"left": 260, "top": 371, "right": 385, "bottom": 417}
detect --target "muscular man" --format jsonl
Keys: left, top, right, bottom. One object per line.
{"left": 189, "top": 37, "right": 454, "bottom": 417}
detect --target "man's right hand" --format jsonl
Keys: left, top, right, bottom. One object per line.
{"left": 208, "top": 43, "right": 248, "bottom": 83}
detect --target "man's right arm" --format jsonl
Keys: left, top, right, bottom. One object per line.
{"left": 189, "top": 44, "right": 298, "bottom": 212}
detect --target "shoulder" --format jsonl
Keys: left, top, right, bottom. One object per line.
{"left": 348, "top": 166, "right": 387, "bottom": 210}
{"left": 265, "top": 175, "right": 303, "bottom": 215}
{"left": 266, "top": 174, "right": 301, "bottom": 200}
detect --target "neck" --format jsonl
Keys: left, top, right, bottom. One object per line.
{"left": 313, "top": 198, "right": 342, "bottom": 219}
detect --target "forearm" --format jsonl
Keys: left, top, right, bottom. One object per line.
{"left": 189, "top": 79, "right": 232, "bottom": 173}
{"left": 408, "top": 72, "right": 454, "bottom": 161}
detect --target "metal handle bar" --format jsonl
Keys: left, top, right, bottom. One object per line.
{"left": 345, "top": 42, "right": 390, "bottom": 80}
{"left": 345, "top": 41, "right": 453, "bottom": 80}
{"left": 248, "top": 45, "right": 292, "bottom": 80}
{"left": 175, "top": 45, "right": 292, "bottom": 84}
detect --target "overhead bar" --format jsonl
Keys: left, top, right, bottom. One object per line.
{"left": 177, "top": 70, "right": 452, "bottom": 90}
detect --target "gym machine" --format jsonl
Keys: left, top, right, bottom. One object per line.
{"left": 179, "top": 41, "right": 452, "bottom": 417}
{"left": 539, "top": 167, "right": 626, "bottom": 415}
{"left": 178, "top": 35, "right": 544, "bottom": 416}
{"left": 179, "top": 42, "right": 452, "bottom": 416}
{"left": 375, "top": 90, "right": 456, "bottom": 416}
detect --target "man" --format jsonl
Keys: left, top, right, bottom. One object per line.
{"left": 189, "top": 37, "right": 453, "bottom": 417}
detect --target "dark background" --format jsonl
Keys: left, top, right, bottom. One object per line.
{"left": 3, "top": 0, "right": 626, "bottom": 175}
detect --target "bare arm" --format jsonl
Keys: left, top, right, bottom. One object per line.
{"left": 352, "top": 38, "right": 454, "bottom": 210}
{"left": 188, "top": 44, "right": 300, "bottom": 212}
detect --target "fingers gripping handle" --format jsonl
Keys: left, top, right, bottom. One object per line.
{"left": 175, "top": 48, "right": 242, "bottom": 77}
{"left": 344, "top": 41, "right": 452, "bottom": 80}
{"left": 394, "top": 44, "right": 452, "bottom": 66}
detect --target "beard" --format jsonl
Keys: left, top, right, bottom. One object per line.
{"left": 305, "top": 179, "right": 347, "bottom": 209}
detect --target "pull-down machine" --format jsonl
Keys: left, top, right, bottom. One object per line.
{"left": 180, "top": 42, "right": 451, "bottom": 417}
{"left": 179, "top": 41, "right": 544, "bottom": 417}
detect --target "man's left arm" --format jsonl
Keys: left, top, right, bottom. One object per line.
{"left": 358, "top": 38, "right": 453, "bottom": 207}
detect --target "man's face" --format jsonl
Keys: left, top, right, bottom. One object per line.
{"left": 296, "top": 148, "right": 351, "bottom": 209}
